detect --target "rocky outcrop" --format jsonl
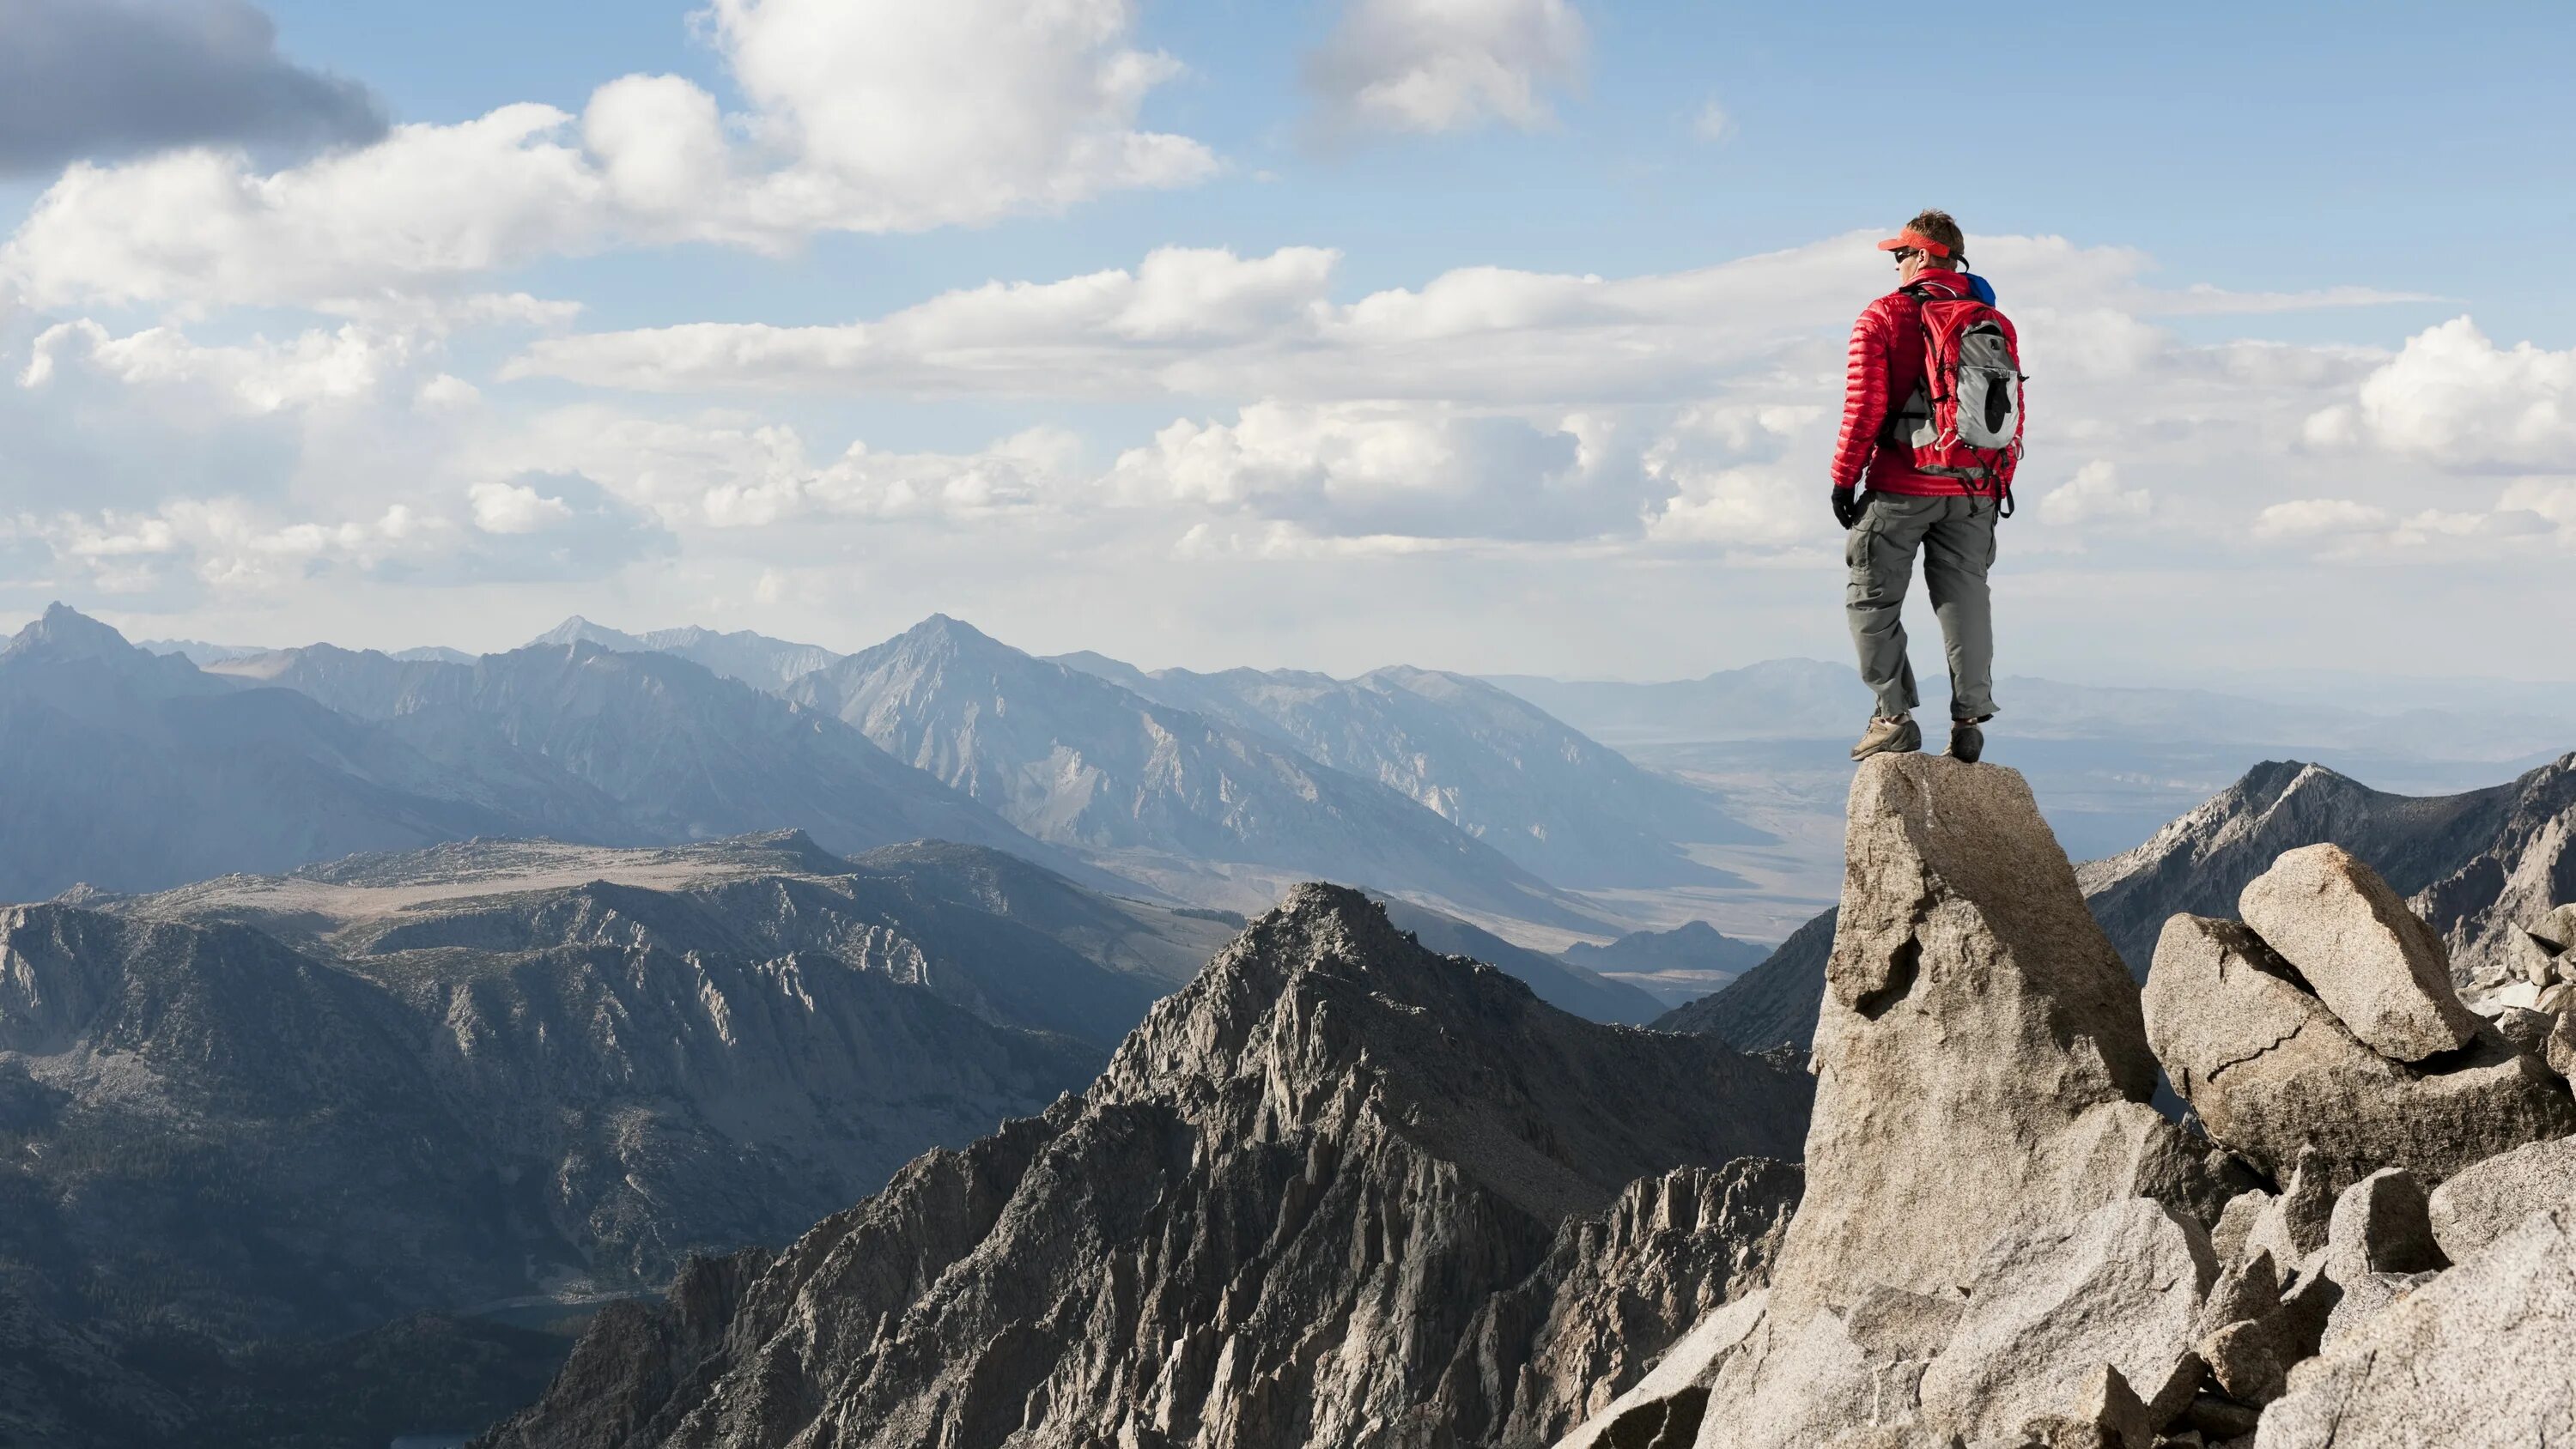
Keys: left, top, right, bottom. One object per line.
{"left": 2257, "top": 1205, "right": 2576, "bottom": 1446}
{"left": 1563, "top": 755, "right": 2576, "bottom": 1449}
{"left": 1765, "top": 756, "right": 2230, "bottom": 1319}
{"left": 2143, "top": 890, "right": 2573, "bottom": 1193}
{"left": 2083, "top": 753, "right": 2576, "bottom": 990}
{"left": 480, "top": 885, "right": 1812, "bottom": 1449}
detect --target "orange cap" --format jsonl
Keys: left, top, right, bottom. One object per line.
{"left": 1876, "top": 229, "right": 1951, "bottom": 258}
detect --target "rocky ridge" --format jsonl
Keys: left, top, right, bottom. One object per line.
{"left": 1560, "top": 755, "right": 2576, "bottom": 1448}
{"left": 3, "top": 834, "right": 1232, "bottom": 1447}
{"left": 479, "top": 884, "right": 1814, "bottom": 1449}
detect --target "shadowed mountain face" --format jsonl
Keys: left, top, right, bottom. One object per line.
{"left": 482, "top": 887, "right": 1813, "bottom": 1449}
{"left": 2, "top": 834, "right": 1230, "bottom": 1449}
{"left": 1054, "top": 652, "right": 1769, "bottom": 889}
{"left": 789, "top": 616, "right": 1610, "bottom": 931}
{"left": 525, "top": 616, "right": 842, "bottom": 693}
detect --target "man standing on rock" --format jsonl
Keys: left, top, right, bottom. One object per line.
{"left": 1830, "top": 209, "right": 2025, "bottom": 763}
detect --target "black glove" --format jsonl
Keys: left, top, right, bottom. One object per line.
{"left": 1832, "top": 487, "right": 1864, "bottom": 530}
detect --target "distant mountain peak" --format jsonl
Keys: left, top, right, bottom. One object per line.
{"left": 5, "top": 603, "right": 143, "bottom": 662}
{"left": 528, "top": 615, "right": 642, "bottom": 650}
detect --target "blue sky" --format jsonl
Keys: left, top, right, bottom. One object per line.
{"left": 1, "top": 0, "right": 2570, "bottom": 683}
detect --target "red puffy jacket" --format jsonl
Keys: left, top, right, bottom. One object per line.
{"left": 1829, "top": 270, "right": 2020, "bottom": 498}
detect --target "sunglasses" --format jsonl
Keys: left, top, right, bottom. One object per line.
{"left": 1890, "top": 247, "right": 1920, "bottom": 264}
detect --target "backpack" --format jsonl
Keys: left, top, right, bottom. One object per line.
{"left": 1879, "top": 285, "right": 2026, "bottom": 514}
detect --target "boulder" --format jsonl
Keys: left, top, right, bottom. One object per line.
{"left": 1768, "top": 756, "right": 2192, "bottom": 1317}
{"left": 1845, "top": 1284, "right": 1965, "bottom": 1364}
{"left": 2493, "top": 1003, "right": 2555, "bottom": 1053}
{"left": 2317, "top": 1270, "right": 2437, "bottom": 1351}
{"left": 2257, "top": 1207, "right": 2576, "bottom": 1447}
{"left": 1557, "top": 1291, "right": 1770, "bottom": 1449}
{"left": 2552, "top": 1011, "right": 2576, "bottom": 1082}
{"left": 2318, "top": 1167, "right": 2443, "bottom": 1284}
{"left": 2424, "top": 1133, "right": 2576, "bottom": 1262}
{"left": 2239, "top": 1150, "right": 2332, "bottom": 1268}
{"left": 1696, "top": 1305, "right": 1924, "bottom": 1449}
{"left": 2206, "top": 1191, "right": 2269, "bottom": 1267}
{"left": 2236, "top": 844, "right": 2482, "bottom": 1063}
{"left": 1917, "top": 1197, "right": 2217, "bottom": 1445}
{"left": 2192, "top": 1319, "right": 2285, "bottom": 1406}
{"left": 2143, "top": 915, "right": 2576, "bottom": 1192}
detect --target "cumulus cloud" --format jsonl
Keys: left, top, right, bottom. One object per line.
{"left": 2037, "top": 460, "right": 2153, "bottom": 526}
{"left": 1107, "top": 401, "right": 1654, "bottom": 542}
{"left": 505, "top": 232, "right": 2431, "bottom": 409}
{"left": 2303, "top": 317, "right": 2576, "bottom": 470}
{"left": 468, "top": 479, "right": 574, "bottom": 534}
{"left": 2252, "top": 498, "right": 2391, "bottom": 540}
{"left": 0, "top": 0, "right": 1216, "bottom": 312}
{"left": 0, "top": 0, "right": 385, "bottom": 177}
{"left": 1306, "top": 0, "right": 1588, "bottom": 136}
{"left": 21, "top": 318, "right": 407, "bottom": 412}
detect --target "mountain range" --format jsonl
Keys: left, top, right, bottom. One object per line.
{"left": 782, "top": 615, "right": 1625, "bottom": 931}
{"left": 0, "top": 831, "right": 1237, "bottom": 1447}
{"left": 479, "top": 884, "right": 1814, "bottom": 1449}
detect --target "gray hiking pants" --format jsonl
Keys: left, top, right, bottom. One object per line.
{"left": 1844, "top": 493, "right": 1999, "bottom": 722}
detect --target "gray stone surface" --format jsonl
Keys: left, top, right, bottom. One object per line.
{"left": 2424, "top": 1133, "right": 2576, "bottom": 1263}
{"left": 2237, "top": 844, "right": 2483, "bottom": 1062}
{"left": 2553, "top": 1010, "right": 2576, "bottom": 1082}
{"left": 1556, "top": 1292, "right": 1771, "bottom": 1449}
{"left": 1917, "top": 1197, "right": 2217, "bottom": 1446}
{"left": 2207, "top": 1191, "right": 2270, "bottom": 1268}
{"left": 2319, "top": 1167, "right": 2443, "bottom": 1285}
{"left": 2144, "top": 914, "right": 2576, "bottom": 1191}
{"left": 1769, "top": 756, "right": 2184, "bottom": 1317}
{"left": 2240, "top": 1151, "right": 2334, "bottom": 1268}
{"left": 1696, "top": 1307, "right": 1924, "bottom": 1449}
{"left": 2257, "top": 1207, "right": 2576, "bottom": 1447}
{"left": 2494, "top": 1003, "right": 2556, "bottom": 1052}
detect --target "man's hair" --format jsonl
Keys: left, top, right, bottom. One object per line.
{"left": 1904, "top": 209, "right": 1966, "bottom": 268}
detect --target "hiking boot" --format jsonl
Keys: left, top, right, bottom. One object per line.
{"left": 1948, "top": 718, "right": 1987, "bottom": 764}
{"left": 1850, "top": 714, "right": 1921, "bottom": 761}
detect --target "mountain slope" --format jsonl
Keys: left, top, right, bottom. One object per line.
{"left": 790, "top": 615, "right": 1607, "bottom": 931}
{"left": 1651, "top": 907, "right": 1838, "bottom": 1052}
{"left": 527, "top": 615, "right": 841, "bottom": 692}
{"left": 7, "top": 833, "right": 1212, "bottom": 1446}
{"left": 0, "top": 605, "right": 532, "bottom": 901}
{"left": 2080, "top": 754, "right": 2576, "bottom": 983}
{"left": 480, "top": 885, "right": 1812, "bottom": 1449}
{"left": 1054, "top": 652, "right": 1766, "bottom": 889}
{"left": 213, "top": 637, "right": 1120, "bottom": 886}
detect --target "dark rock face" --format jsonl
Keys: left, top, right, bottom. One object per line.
{"left": 3, "top": 834, "right": 1218, "bottom": 1447}
{"left": 481, "top": 886, "right": 1813, "bottom": 1449}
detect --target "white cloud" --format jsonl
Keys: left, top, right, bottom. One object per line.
{"left": 1107, "top": 401, "right": 1649, "bottom": 542}
{"left": 2303, "top": 317, "right": 2576, "bottom": 470}
{"left": 1306, "top": 0, "right": 1588, "bottom": 136}
{"left": 2037, "top": 460, "right": 2153, "bottom": 526}
{"left": 1692, "top": 98, "right": 1734, "bottom": 143}
{"left": 503, "top": 233, "right": 2429, "bottom": 409}
{"left": 0, "top": 0, "right": 1216, "bottom": 312}
{"left": 21, "top": 318, "right": 407, "bottom": 411}
{"left": 13, "top": 497, "right": 433, "bottom": 594}
{"left": 479, "top": 406, "right": 1084, "bottom": 530}
{"left": 468, "top": 480, "right": 574, "bottom": 534}
{"left": 2253, "top": 498, "right": 2391, "bottom": 540}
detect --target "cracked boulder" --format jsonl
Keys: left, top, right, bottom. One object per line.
{"left": 2143, "top": 914, "right": 2575, "bottom": 1192}
{"left": 1768, "top": 755, "right": 2223, "bottom": 1319}
{"left": 2237, "top": 844, "right": 2483, "bottom": 1063}
{"left": 2256, "top": 1207, "right": 2576, "bottom": 1447}
{"left": 1917, "top": 1197, "right": 2217, "bottom": 1445}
